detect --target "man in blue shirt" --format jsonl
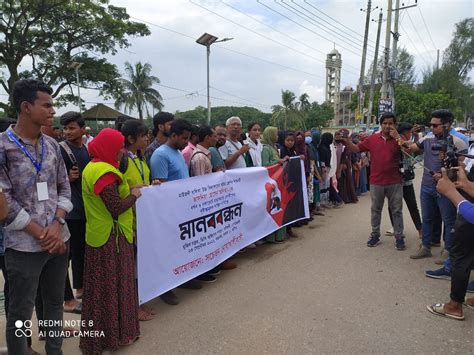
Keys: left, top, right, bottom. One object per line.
{"left": 151, "top": 119, "right": 192, "bottom": 182}
{"left": 150, "top": 119, "right": 204, "bottom": 305}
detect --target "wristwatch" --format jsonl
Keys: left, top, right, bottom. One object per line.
{"left": 54, "top": 216, "right": 66, "bottom": 225}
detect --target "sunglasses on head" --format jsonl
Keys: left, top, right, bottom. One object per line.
{"left": 429, "top": 123, "right": 444, "bottom": 128}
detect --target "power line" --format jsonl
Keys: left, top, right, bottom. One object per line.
{"left": 291, "top": 0, "right": 378, "bottom": 53}
{"left": 302, "top": 0, "right": 378, "bottom": 47}
{"left": 417, "top": 4, "right": 437, "bottom": 52}
{"left": 189, "top": 1, "right": 329, "bottom": 71}
{"left": 399, "top": 22, "right": 431, "bottom": 69}
{"left": 219, "top": 0, "right": 360, "bottom": 76}
{"left": 130, "top": 15, "right": 325, "bottom": 79}
{"left": 406, "top": 10, "right": 436, "bottom": 63}
{"left": 271, "top": 0, "right": 366, "bottom": 57}
{"left": 210, "top": 86, "right": 272, "bottom": 108}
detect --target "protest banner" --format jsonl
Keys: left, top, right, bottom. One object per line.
{"left": 136, "top": 157, "right": 309, "bottom": 304}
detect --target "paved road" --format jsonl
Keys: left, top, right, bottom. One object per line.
{"left": 1, "top": 174, "right": 473, "bottom": 354}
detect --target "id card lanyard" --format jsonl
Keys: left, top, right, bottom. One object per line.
{"left": 7, "top": 130, "right": 48, "bottom": 201}
{"left": 7, "top": 130, "right": 45, "bottom": 174}
{"left": 128, "top": 151, "right": 145, "bottom": 184}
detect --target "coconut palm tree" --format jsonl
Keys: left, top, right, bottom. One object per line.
{"left": 115, "top": 61, "right": 163, "bottom": 120}
{"left": 271, "top": 90, "right": 306, "bottom": 130}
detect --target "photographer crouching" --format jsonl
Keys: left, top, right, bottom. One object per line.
{"left": 403, "top": 110, "right": 469, "bottom": 280}
{"left": 427, "top": 162, "right": 474, "bottom": 320}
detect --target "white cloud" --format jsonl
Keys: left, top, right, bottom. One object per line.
{"left": 1, "top": 0, "right": 471, "bottom": 118}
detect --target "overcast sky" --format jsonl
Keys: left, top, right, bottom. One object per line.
{"left": 20, "top": 0, "right": 474, "bottom": 115}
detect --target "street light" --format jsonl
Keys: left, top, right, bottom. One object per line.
{"left": 196, "top": 33, "right": 233, "bottom": 125}
{"left": 69, "top": 61, "right": 83, "bottom": 113}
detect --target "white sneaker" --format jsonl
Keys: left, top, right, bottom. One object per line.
{"left": 385, "top": 227, "right": 394, "bottom": 236}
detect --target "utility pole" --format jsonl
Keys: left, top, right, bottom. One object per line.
{"left": 367, "top": 10, "right": 383, "bottom": 128}
{"left": 380, "top": 0, "right": 393, "bottom": 100}
{"left": 390, "top": 0, "right": 400, "bottom": 112}
{"left": 436, "top": 49, "right": 440, "bottom": 69}
{"left": 358, "top": 0, "right": 372, "bottom": 126}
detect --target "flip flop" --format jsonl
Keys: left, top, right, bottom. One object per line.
{"left": 64, "top": 302, "right": 82, "bottom": 314}
{"left": 426, "top": 303, "right": 464, "bottom": 320}
{"left": 463, "top": 297, "right": 474, "bottom": 310}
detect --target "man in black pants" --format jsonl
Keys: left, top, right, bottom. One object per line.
{"left": 388, "top": 123, "right": 422, "bottom": 238}
{"left": 427, "top": 163, "right": 474, "bottom": 320}
{"left": 59, "top": 112, "right": 91, "bottom": 312}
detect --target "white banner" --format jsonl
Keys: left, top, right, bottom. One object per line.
{"left": 137, "top": 158, "right": 309, "bottom": 304}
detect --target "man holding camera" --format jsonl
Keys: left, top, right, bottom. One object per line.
{"left": 404, "top": 110, "right": 468, "bottom": 279}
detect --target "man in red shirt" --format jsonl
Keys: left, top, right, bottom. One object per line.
{"left": 344, "top": 112, "right": 405, "bottom": 250}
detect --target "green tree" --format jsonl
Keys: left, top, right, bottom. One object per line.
{"left": 0, "top": 0, "right": 149, "bottom": 116}
{"left": 443, "top": 18, "right": 473, "bottom": 79}
{"left": 307, "top": 101, "right": 334, "bottom": 128}
{"left": 365, "top": 47, "right": 416, "bottom": 86}
{"left": 271, "top": 90, "right": 305, "bottom": 130}
{"left": 114, "top": 62, "right": 163, "bottom": 120}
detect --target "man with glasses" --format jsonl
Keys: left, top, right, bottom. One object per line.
{"left": 404, "top": 110, "right": 468, "bottom": 279}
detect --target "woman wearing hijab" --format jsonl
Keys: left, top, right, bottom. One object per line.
{"left": 336, "top": 129, "right": 358, "bottom": 204}
{"left": 80, "top": 128, "right": 142, "bottom": 353}
{"left": 308, "top": 129, "right": 325, "bottom": 216}
{"left": 295, "top": 131, "right": 312, "bottom": 222}
{"left": 261, "top": 126, "right": 288, "bottom": 242}
{"left": 350, "top": 133, "right": 362, "bottom": 194}
{"left": 318, "top": 132, "right": 333, "bottom": 207}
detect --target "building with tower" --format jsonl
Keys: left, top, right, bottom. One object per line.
{"left": 325, "top": 49, "right": 342, "bottom": 125}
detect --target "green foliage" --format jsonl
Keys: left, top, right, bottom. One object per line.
{"left": 114, "top": 62, "right": 163, "bottom": 120}
{"left": 175, "top": 106, "right": 272, "bottom": 128}
{"left": 443, "top": 18, "right": 473, "bottom": 79}
{"left": 0, "top": 0, "right": 150, "bottom": 116}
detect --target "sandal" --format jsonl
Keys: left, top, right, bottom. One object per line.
{"left": 120, "top": 336, "right": 140, "bottom": 347}
{"left": 64, "top": 302, "right": 82, "bottom": 314}
{"left": 140, "top": 304, "right": 156, "bottom": 315}
{"left": 463, "top": 297, "right": 474, "bottom": 310}
{"left": 426, "top": 303, "right": 464, "bottom": 320}
{"left": 138, "top": 309, "right": 154, "bottom": 321}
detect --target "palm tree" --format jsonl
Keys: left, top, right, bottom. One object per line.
{"left": 115, "top": 62, "right": 163, "bottom": 120}
{"left": 271, "top": 90, "right": 306, "bottom": 130}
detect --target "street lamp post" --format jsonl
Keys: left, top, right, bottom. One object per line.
{"left": 70, "top": 61, "right": 83, "bottom": 113}
{"left": 196, "top": 33, "right": 233, "bottom": 125}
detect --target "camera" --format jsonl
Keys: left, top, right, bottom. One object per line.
{"left": 431, "top": 135, "right": 459, "bottom": 170}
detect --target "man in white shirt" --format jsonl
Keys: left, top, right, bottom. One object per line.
{"left": 218, "top": 116, "right": 249, "bottom": 170}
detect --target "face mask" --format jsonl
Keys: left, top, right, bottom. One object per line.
{"left": 305, "top": 136, "right": 312, "bottom": 144}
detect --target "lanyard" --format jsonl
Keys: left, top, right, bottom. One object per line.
{"left": 7, "top": 130, "right": 45, "bottom": 174}
{"left": 128, "top": 152, "right": 145, "bottom": 183}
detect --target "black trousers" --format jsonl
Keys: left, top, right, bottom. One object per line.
{"left": 64, "top": 219, "right": 86, "bottom": 301}
{"left": 389, "top": 184, "right": 422, "bottom": 231}
{"left": 449, "top": 215, "right": 474, "bottom": 303}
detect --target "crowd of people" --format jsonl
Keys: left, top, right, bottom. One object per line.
{"left": 0, "top": 79, "right": 473, "bottom": 354}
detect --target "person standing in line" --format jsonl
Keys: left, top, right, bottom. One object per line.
{"left": 59, "top": 111, "right": 91, "bottom": 315}
{"left": 83, "top": 126, "right": 94, "bottom": 147}
{"left": 210, "top": 124, "right": 227, "bottom": 172}
{"left": 344, "top": 112, "right": 406, "bottom": 250}
{"left": 243, "top": 122, "right": 262, "bottom": 167}
{"left": 119, "top": 119, "right": 158, "bottom": 322}
{"left": 261, "top": 126, "right": 289, "bottom": 243}
{"left": 218, "top": 116, "right": 250, "bottom": 170}
{"left": 182, "top": 124, "right": 199, "bottom": 167}
{"left": 190, "top": 125, "right": 237, "bottom": 274}
{"left": 144, "top": 111, "right": 175, "bottom": 164}
{"left": 80, "top": 128, "right": 141, "bottom": 353}
{"left": 0, "top": 79, "right": 72, "bottom": 355}
{"left": 150, "top": 119, "right": 203, "bottom": 305}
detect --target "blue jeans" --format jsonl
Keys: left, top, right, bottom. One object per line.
{"left": 420, "top": 184, "right": 457, "bottom": 251}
